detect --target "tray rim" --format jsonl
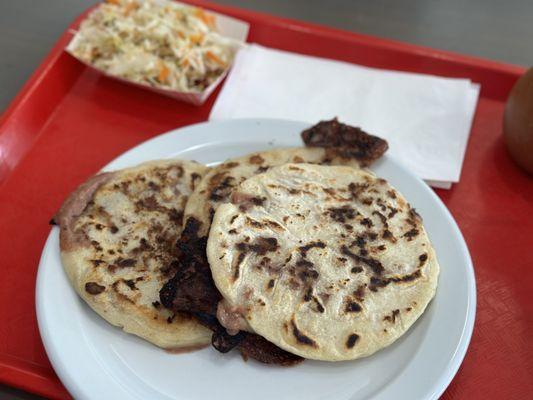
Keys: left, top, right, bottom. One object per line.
{"left": 0, "top": 0, "right": 525, "bottom": 127}
{"left": 0, "top": 0, "right": 523, "bottom": 398}
{"left": 0, "top": 0, "right": 525, "bottom": 187}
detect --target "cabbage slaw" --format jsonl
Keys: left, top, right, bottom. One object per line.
{"left": 70, "top": 0, "right": 241, "bottom": 92}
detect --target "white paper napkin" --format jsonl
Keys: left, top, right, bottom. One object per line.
{"left": 210, "top": 44, "right": 480, "bottom": 188}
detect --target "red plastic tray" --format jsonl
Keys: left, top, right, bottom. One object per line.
{"left": 1, "top": 1, "right": 532, "bottom": 399}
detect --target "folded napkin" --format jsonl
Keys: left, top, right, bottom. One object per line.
{"left": 209, "top": 44, "right": 480, "bottom": 188}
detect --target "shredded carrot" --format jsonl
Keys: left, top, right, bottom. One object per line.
{"left": 158, "top": 63, "right": 170, "bottom": 83}
{"left": 177, "top": 30, "right": 185, "bottom": 39}
{"left": 194, "top": 8, "right": 216, "bottom": 28}
{"left": 205, "top": 14, "right": 216, "bottom": 28}
{"left": 206, "top": 51, "right": 225, "bottom": 66}
{"left": 194, "top": 8, "right": 205, "bottom": 19}
{"left": 123, "top": 1, "right": 139, "bottom": 15}
{"left": 180, "top": 58, "right": 190, "bottom": 67}
{"left": 189, "top": 33, "right": 204, "bottom": 45}
{"left": 105, "top": 0, "right": 121, "bottom": 5}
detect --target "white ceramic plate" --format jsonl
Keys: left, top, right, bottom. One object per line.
{"left": 36, "top": 119, "right": 476, "bottom": 400}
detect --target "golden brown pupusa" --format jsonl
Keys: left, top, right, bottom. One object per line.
{"left": 55, "top": 159, "right": 211, "bottom": 349}
{"left": 207, "top": 163, "right": 439, "bottom": 361}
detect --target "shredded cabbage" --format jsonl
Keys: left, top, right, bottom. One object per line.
{"left": 70, "top": 0, "right": 241, "bottom": 92}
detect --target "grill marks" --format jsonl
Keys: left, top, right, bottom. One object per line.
{"left": 107, "top": 256, "right": 138, "bottom": 273}
{"left": 402, "top": 208, "right": 422, "bottom": 240}
{"left": 248, "top": 154, "right": 265, "bottom": 165}
{"left": 382, "top": 229, "right": 397, "bottom": 243}
{"left": 331, "top": 186, "right": 426, "bottom": 296}
{"left": 395, "top": 270, "right": 422, "bottom": 283}
{"left": 346, "top": 333, "right": 360, "bottom": 349}
{"left": 369, "top": 270, "right": 422, "bottom": 292}
{"left": 131, "top": 238, "right": 152, "bottom": 254}
{"left": 265, "top": 220, "right": 283, "bottom": 231}
{"left": 326, "top": 183, "right": 415, "bottom": 253}
{"left": 372, "top": 211, "right": 387, "bottom": 225}
{"left": 234, "top": 237, "right": 279, "bottom": 281}
{"left": 271, "top": 173, "right": 426, "bottom": 312}
{"left": 293, "top": 259, "right": 319, "bottom": 285}
{"left": 134, "top": 195, "right": 183, "bottom": 226}
{"left": 290, "top": 318, "right": 318, "bottom": 348}
{"left": 110, "top": 279, "right": 140, "bottom": 303}
{"left": 346, "top": 181, "right": 422, "bottom": 248}
{"left": 353, "top": 235, "right": 366, "bottom": 249}
{"left": 403, "top": 228, "right": 420, "bottom": 241}
{"left": 287, "top": 241, "right": 326, "bottom": 289}
{"left": 236, "top": 237, "right": 279, "bottom": 256}
{"left": 313, "top": 297, "right": 325, "bottom": 313}
{"left": 233, "top": 253, "right": 246, "bottom": 280}
{"left": 341, "top": 246, "right": 384, "bottom": 276}
{"left": 369, "top": 276, "right": 390, "bottom": 291}
{"left": 267, "top": 183, "right": 315, "bottom": 197}
{"left": 122, "top": 278, "right": 141, "bottom": 291}
{"left": 353, "top": 285, "right": 366, "bottom": 301}
{"left": 203, "top": 158, "right": 432, "bottom": 360}
{"left": 302, "top": 287, "right": 325, "bottom": 313}
{"left": 245, "top": 217, "right": 284, "bottom": 232}
{"left": 116, "top": 258, "right": 136, "bottom": 267}
{"left": 344, "top": 299, "right": 362, "bottom": 313}
{"left": 85, "top": 282, "right": 105, "bottom": 295}
{"left": 383, "top": 309, "right": 400, "bottom": 323}
{"left": 209, "top": 172, "right": 236, "bottom": 202}
{"left": 231, "top": 192, "right": 267, "bottom": 212}
{"left": 73, "top": 164, "right": 204, "bottom": 315}
{"left": 360, "top": 218, "right": 373, "bottom": 228}
{"left": 348, "top": 182, "right": 370, "bottom": 199}
{"left": 408, "top": 207, "right": 422, "bottom": 224}
{"left": 327, "top": 206, "right": 358, "bottom": 223}
{"left": 245, "top": 217, "right": 263, "bottom": 229}
{"left": 298, "top": 241, "right": 326, "bottom": 257}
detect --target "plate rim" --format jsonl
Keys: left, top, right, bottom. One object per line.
{"left": 36, "top": 118, "right": 476, "bottom": 400}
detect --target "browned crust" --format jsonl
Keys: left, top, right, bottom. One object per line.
{"left": 160, "top": 217, "right": 306, "bottom": 365}
{"left": 290, "top": 318, "right": 318, "bottom": 348}
{"left": 53, "top": 172, "right": 115, "bottom": 251}
{"left": 301, "top": 118, "right": 388, "bottom": 166}
{"left": 345, "top": 333, "right": 360, "bottom": 349}
{"left": 239, "top": 333, "right": 303, "bottom": 365}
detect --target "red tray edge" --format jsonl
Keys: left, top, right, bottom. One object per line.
{"left": 0, "top": 0, "right": 525, "bottom": 188}
{"left": 0, "top": 0, "right": 526, "bottom": 398}
{"left": 0, "top": 354, "right": 66, "bottom": 399}
{"left": 0, "top": 0, "right": 525, "bottom": 127}
{"left": 0, "top": 23, "right": 75, "bottom": 185}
